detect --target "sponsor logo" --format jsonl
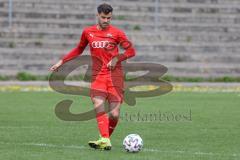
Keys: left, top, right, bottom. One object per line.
{"left": 91, "top": 41, "right": 110, "bottom": 48}
{"left": 106, "top": 33, "right": 113, "bottom": 38}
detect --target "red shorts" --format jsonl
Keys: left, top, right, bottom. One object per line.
{"left": 90, "top": 74, "right": 124, "bottom": 103}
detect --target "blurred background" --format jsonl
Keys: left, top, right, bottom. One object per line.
{"left": 0, "top": 0, "right": 239, "bottom": 81}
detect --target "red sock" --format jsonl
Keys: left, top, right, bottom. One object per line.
{"left": 109, "top": 117, "right": 118, "bottom": 136}
{"left": 96, "top": 112, "right": 109, "bottom": 138}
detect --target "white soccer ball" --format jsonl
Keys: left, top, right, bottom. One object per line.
{"left": 123, "top": 134, "right": 143, "bottom": 153}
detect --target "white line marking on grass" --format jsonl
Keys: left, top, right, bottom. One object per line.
{"left": 143, "top": 148, "right": 239, "bottom": 157}
{"left": 0, "top": 142, "right": 87, "bottom": 150}
{"left": 0, "top": 141, "right": 239, "bottom": 158}
{"left": 26, "top": 143, "right": 86, "bottom": 150}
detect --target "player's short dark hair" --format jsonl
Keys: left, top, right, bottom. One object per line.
{"left": 97, "top": 3, "right": 113, "bottom": 14}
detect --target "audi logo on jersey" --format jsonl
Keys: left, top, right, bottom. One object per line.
{"left": 91, "top": 40, "right": 132, "bottom": 51}
{"left": 91, "top": 41, "right": 110, "bottom": 48}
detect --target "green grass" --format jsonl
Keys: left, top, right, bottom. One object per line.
{"left": 0, "top": 91, "right": 239, "bottom": 160}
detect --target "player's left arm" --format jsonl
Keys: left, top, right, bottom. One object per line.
{"left": 107, "top": 30, "right": 136, "bottom": 69}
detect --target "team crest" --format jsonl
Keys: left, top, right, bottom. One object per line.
{"left": 106, "top": 33, "right": 113, "bottom": 38}
{"left": 89, "top": 33, "right": 94, "bottom": 38}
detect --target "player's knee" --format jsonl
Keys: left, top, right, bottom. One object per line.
{"left": 93, "top": 101, "right": 104, "bottom": 109}
{"left": 109, "top": 110, "right": 120, "bottom": 119}
{"left": 92, "top": 97, "right": 105, "bottom": 108}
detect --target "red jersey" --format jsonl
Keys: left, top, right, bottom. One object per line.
{"left": 62, "top": 24, "right": 136, "bottom": 77}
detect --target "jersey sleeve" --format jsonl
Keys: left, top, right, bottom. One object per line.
{"left": 62, "top": 29, "right": 88, "bottom": 63}
{"left": 116, "top": 30, "right": 136, "bottom": 62}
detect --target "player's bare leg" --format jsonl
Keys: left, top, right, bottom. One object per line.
{"left": 92, "top": 96, "right": 105, "bottom": 113}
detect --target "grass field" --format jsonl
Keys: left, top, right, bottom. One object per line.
{"left": 0, "top": 91, "right": 239, "bottom": 160}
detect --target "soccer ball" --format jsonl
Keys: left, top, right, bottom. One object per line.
{"left": 123, "top": 134, "right": 143, "bottom": 153}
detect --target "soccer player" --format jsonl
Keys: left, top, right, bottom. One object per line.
{"left": 50, "top": 3, "right": 136, "bottom": 150}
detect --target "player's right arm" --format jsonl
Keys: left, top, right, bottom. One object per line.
{"left": 50, "top": 30, "right": 88, "bottom": 71}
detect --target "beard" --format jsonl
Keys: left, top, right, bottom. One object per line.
{"left": 100, "top": 22, "right": 109, "bottom": 28}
